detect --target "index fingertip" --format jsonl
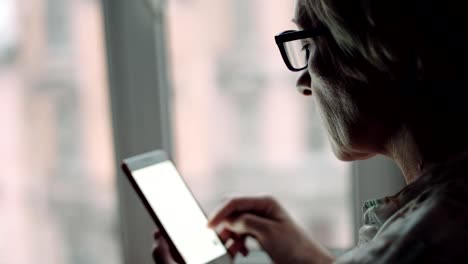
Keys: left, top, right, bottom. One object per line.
{"left": 207, "top": 219, "right": 217, "bottom": 228}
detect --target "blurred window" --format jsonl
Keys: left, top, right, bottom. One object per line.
{"left": 168, "top": 0, "right": 353, "bottom": 249}
{"left": 0, "top": 0, "right": 121, "bottom": 263}
{"left": 46, "top": 0, "right": 69, "bottom": 53}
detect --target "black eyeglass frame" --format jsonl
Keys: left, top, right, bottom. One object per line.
{"left": 275, "top": 28, "right": 324, "bottom": 72}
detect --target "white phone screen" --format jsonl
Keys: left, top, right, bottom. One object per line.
{"left": 132, "top": 161, "right": 227, "bottom": 264}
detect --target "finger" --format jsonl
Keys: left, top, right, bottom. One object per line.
{"left": 153, "top": 232, "right": 183, "bottom": 264}
{"left": 152, "top": 241, "right": 173, "bottom": 264}
{"left": 152, "top": 232, "right": 184, "bottom": 264}
{"left": 218, "top": 228, "right": 249, "bottom": 257}
{"left": 169, "top": 245, "right": 185, "bottom": 264}
{"left": 218, "top": 228, "right": 239, "bottom": 243}
{"left": 152, "top": 232, "right": 166, "bottom": 249}
{"left": 154, "top": 230, "right": 161, "bottom": 240}
{"left": 236, "top": 237, "right": 249, "bottom": 257}
{"left": 240, "top": 245, "right": 249, "bottom": 257}
{"left": 208, "top": 196, "right": 282, "bottom": 228}
{"left": 224, "top": 213, "right": 274, "bottom": 245}
{"left": 227, "top": 236, "right": 247, "bottom": 258}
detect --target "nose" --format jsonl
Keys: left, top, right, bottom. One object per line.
{"left": 296, "top": 70, "right": 312, "bottom": 96}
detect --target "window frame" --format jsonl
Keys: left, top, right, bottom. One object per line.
{"left": 103, "top": 0, "right": 173, "bottom": 263}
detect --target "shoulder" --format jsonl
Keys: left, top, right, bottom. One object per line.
{"left": 336, "top": 179, "right": 468, "bottom": 264}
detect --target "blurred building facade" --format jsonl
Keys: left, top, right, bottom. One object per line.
{"left": 0, "top": 0, "right": 119, "bottom": 263}
{"left": 168, "top": 0, "right": 353, "bottom": 248}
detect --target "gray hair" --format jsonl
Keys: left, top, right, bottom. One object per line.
{"left": 298, "top": 0, "right": 468, "bottom": 83}
{"left": 297, "top": 0, "right": 468, "bottom": 162}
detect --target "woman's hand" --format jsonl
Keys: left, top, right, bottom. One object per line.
{"left": 207, "top": 195, "right": 335, "bottom": 264}
{"left": 152, "top": 231, "right": 182, "bottom": 264}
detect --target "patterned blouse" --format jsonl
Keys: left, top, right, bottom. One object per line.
{"left": 335, "top": 153, "right": 468, "bottom": 264}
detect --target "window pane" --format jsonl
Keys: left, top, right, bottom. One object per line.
{"left": 168, "top": 0, "right": 353, "bottom": 249}
{"left": 0, "top": 0, "right": 121, "bottom": 263}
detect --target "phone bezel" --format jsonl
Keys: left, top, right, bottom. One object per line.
{"left": 121, "top": 150, "right": 230, "bottom": 264}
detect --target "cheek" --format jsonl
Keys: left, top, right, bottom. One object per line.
{"left": 306, "top": 38, "right": 400, "bottom": 159}
{"left": 309, "top": 75, "right": 381, "bottom": 158}
{"left": 313, "top": 89, "right": 374, "bottom": 160}
{"left": 311, "top": 81, "right": 350, "bottom": 143}
{"left": 314, "top": 81, "right": 402, "bottom": 160}
{"left": 309, "top": 70, "right": 358, "bottom": 126}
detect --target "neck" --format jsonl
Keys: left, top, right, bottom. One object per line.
{"left": 383, "top": 126, "right": 435, "bottom": 184}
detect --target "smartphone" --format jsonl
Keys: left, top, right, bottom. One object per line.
{"left": 121, "top": 150, "right": 231, "bottom": 264}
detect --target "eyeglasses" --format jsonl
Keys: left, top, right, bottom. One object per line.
{"left": 275, "top": 28, "right": 324, "bottom": 72}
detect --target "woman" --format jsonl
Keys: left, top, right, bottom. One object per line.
{"left": 153, "top": 0, "right": 468, "bottom": 263}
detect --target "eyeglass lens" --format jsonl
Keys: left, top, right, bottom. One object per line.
{"left": 283, "top": 39, "right": 309, "bottom": 70}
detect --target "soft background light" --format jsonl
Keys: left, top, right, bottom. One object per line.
{"left": 168, "top": 0, "right": 353, "bottom": 249}
{"left": 0, "top": 0, "right": 120, "bottom": 263}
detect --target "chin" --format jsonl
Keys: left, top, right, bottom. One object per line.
{"left": 331, "top": 141, "right": 377, "bottom": 161}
